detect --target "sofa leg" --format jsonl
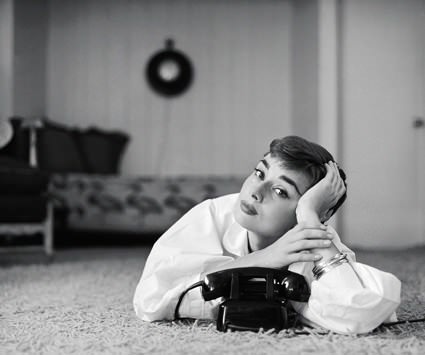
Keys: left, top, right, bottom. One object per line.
{"left": 44, "top": 203, "right": 54, "bottom": 258}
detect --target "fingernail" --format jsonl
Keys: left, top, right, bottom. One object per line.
{"left": 314, "top": 255, "right": 322, "bottom": 260}
{"left": 323, "top": 240, "right": 331, "bottom": 245}
{"left": 326, "top": 232, "right": 334, "bottom": 238}
{"left": 320, "top": 225, "right": 327, "bottom": 230}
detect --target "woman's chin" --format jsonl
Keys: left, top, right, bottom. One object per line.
{"left": 233, "top": 206, "right": 254, "bottom": 229}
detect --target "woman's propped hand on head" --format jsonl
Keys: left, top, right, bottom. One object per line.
{"left": 296, "top": 161, "right": 346, "bottom": 224}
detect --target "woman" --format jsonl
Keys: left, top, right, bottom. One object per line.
{"left": 133, "top": 136, "right": 400, "bottom": 334}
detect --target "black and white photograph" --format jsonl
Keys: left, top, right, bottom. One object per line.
{"left": 0, "top": 0, "right": 424, "bottom": 354}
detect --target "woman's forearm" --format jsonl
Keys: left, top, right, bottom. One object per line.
{"left": 295, "top": 208, "right": 340, "bottom": 264}
{"left": 200, "top": 248, "right": 280, "bottom": 279}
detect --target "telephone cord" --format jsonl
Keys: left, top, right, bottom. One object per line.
{"left": 174, "top": 281, "right": 204, "bottom": 320}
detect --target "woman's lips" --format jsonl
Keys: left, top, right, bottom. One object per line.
{"left": 240, "top": 200, "right": 258, "bottom": 216}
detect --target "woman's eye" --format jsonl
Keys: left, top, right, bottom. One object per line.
{"left": 254, "top": 168, "right": 264, "bottom": 179}
{"left": 274, "top": 188, "right": 288, "bottom": 198}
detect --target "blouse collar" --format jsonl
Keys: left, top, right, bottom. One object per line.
{"left": 222, "top": 219, "right": 250, "bottom": 257}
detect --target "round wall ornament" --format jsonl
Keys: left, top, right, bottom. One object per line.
{"left": 146, "top": 39, "right": 194, "bottom": 97}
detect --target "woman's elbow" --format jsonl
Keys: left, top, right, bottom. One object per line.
{"left": 133, "top": 283, "right": 169, "bottom": 322}
{"left": 133, "top": 294, "right": 171, "bottom": 322}
{"left": 133, "top": 292, "right": 153, "bottom": 321}
{"left": 308, "top": 295, "right": 401, "bottom": 334}
{"left": 307, "top": 264, "right": 402, "bottom": 334}
{"left": 133, "top": 297, "right": 153, "bottom": 321}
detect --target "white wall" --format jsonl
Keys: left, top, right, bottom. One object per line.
{"left": 0, "top": 0, "right": 14, "bottom": 120}
{"left": 340, "top": 0, "right": 425, "bottom": 248}
{"left": 291, "top": 0, "right": 319, "bottom": 143}
{"left": 13, "top": 0, "right": 47, "bottom": 117}
{"left": 0, "top": 0, "right": 48, "bottom": 119}
{"left": 46, "top": 0, "right": 293, "bottom": 176}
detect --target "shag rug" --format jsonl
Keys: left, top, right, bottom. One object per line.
{"left": 0, "top": 246, "right": 424, "bottom": 355}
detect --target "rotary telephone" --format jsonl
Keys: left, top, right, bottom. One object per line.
{"left": 174, "top": 267, "right": 310, "bottom": 332}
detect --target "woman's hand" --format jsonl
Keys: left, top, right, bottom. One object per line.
{"left": 203, "top": 222, "right": 334, "bottom": 273}
{"left": 258, "top": 222, "right": 334, "bottom": 268}
{"left": 296, "top": 161, "right": 346, "bottom": 224}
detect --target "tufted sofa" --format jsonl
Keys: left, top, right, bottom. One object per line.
{"left": 50, "top": 174, "right": 243, "bottom": 234}
{"left": 1, "top": 117, "right": 243, "bottom": 238}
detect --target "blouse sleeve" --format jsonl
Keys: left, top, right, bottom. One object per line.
{"left": 133, "top": 199, "right": 234, "bottom": 322}
{"left": 289, "top": 227, "right": 401, "bottom": 334}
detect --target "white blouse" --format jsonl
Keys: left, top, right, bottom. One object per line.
{"left": 133, "top": 194, "right": 401, "bottom": 334}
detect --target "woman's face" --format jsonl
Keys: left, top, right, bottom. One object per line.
{"left": 233, "top": 154, "right": 311, "bottom": 244}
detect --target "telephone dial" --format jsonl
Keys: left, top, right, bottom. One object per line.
{"left": 175, "top": 267, "right": 310, "bottom": 332}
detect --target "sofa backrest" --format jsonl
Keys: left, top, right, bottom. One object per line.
{"left": 0, "top": 117, "right": 130, "bottom": 175}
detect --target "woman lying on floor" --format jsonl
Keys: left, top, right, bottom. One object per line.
{"left": 133, "top": 136, "right": 400, "bottom": 334}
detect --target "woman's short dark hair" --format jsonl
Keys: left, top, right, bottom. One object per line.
{"left": 269, "top": 136, "right": 347, "bottom": 216}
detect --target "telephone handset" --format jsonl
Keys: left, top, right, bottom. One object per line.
{"left": 202, "top": 267, "right": 310, "bottom": 302}
{"left": 175, "top": 267, "right": 310, "bottom": 332}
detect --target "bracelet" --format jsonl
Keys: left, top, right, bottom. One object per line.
{"left": 312, "top": 252, "right": 349, "bottom": 280}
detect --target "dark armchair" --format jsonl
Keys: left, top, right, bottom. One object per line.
{"left": 0, "top": 118, "right": 53, "bottom": 257}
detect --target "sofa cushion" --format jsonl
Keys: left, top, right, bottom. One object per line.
{"left": 36, "top": 121, "right": 87, "bottom": 173}
{"left": 0, "top": 157, "right": 49, "bottom": 194}
{"left": 77, "top": 128, "right": 129, "bottom": 174}
{"left": 0, "top": 195, "right": 48, "bottom": 223}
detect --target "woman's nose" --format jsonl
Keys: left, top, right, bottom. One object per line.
{"left": 251, "top": 186, "right": 264, "bottom": 202}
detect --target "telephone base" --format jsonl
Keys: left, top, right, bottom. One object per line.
{"left": 216, "top": 299, "right": 291, "bottom": 332}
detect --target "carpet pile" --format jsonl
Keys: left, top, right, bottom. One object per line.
{"left": 1, "top": 246, "right": 424, "bottom": 354}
